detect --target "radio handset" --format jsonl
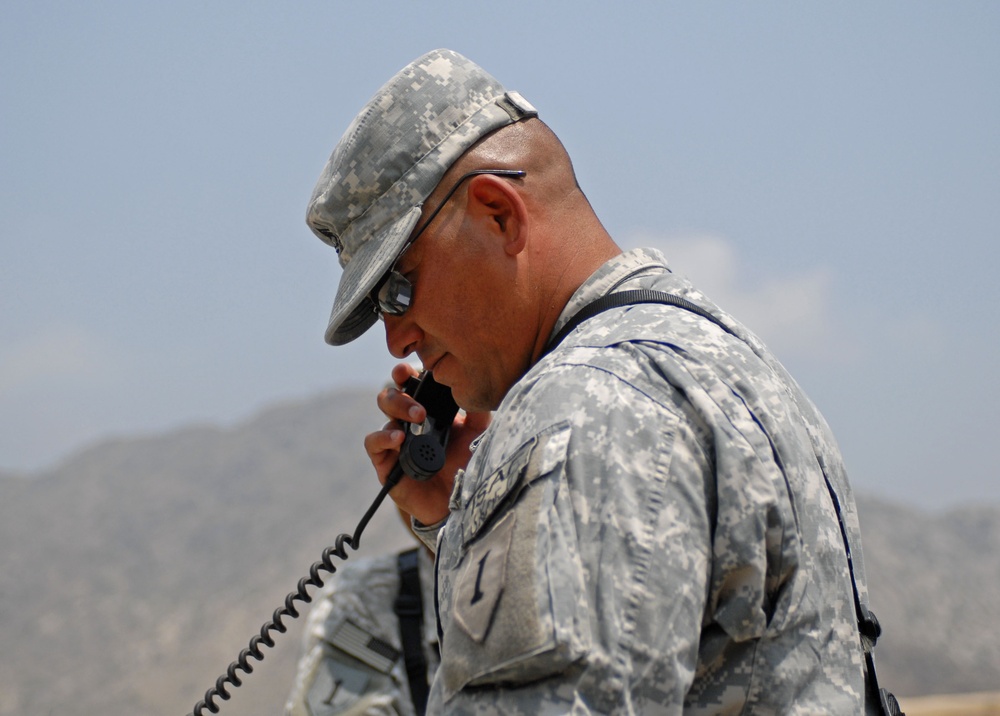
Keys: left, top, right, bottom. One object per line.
{"left": 390, "top": 371, "right": 459, "bottom": 485}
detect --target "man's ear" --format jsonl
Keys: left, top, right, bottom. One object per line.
{"left": 466, "top": 174, "right": 528, "bottom": 256}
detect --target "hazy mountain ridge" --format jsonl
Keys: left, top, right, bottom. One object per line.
{"left": 1, "top": 387, "right": 997, "bottom": 715}
{"left": 0, "top": 388, "right": 416, "bottom": 716}
{"left": 858, "top": 497, "right": 1000, "bottom": 697}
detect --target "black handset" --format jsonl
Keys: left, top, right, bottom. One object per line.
{"left": 393, "top": 371, "right": 460, "bottom": 484}
{"left": 187, "top": 371, "right": 457, "bottom": 716}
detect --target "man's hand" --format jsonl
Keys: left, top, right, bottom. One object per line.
{"left": 364, "top": 363, "right": 491, "bottom": 526}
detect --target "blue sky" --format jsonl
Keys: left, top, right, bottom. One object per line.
{"left": 2, "top": 2, "right": 997, "bottom": 508}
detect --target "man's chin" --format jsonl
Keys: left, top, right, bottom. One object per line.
{"left": 454, "top": 384, "right": 505, "bottom": 414}
{"left": 446, "top": 380, "right": 484, "bottom": 414}
{"left": 431, "top": 361, "right": 505, "bottom": 413}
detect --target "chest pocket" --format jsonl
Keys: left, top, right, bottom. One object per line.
{"left": 437, "top": 422, "right": 593, "bottom": 702}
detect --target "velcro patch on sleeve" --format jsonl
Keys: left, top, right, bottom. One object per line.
{"left": 453, "top": 510, "right": 516, "bottom": 644}
{"left": 328, "top": 619, "right": 400, "bottom": 674}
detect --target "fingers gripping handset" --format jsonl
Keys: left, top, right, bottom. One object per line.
{"left": 388, "top": 371, "right": 460, "bottom": 486}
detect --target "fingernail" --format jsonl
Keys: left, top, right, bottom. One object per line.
{"left": 409, "top": 405, "right": 423, "bottom": 420}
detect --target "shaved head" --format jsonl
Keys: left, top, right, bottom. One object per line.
{"left": 436, "top": 118, "right": 584, "bottom": 208}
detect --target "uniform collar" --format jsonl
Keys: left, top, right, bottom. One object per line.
{"left": 547, "top": 247, "right": 672, "bottom": 348}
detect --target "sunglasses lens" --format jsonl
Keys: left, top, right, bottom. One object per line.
{"left": 376, "top": 271, "right": 412, "bottom": 316}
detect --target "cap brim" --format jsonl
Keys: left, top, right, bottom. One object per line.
{"left": 324, "top": 206, "right": 422, "bottom": 345}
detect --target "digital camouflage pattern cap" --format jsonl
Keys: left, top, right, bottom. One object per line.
{"left": 306, "top": 48, "right": 537, "bottom": 346}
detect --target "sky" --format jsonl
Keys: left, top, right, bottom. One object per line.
{"left": 1, "top": 2, "right": 997, "bottom": 509}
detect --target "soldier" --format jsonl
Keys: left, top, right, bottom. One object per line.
{"left": 284, "top": 509, "right": 438, "bottom": 716}
{"left": 305, "top": 49, "right": 894, "bottom": 714}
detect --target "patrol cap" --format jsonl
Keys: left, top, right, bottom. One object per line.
{"left": 306, "top": 48, "right": 538, "bottom": 346}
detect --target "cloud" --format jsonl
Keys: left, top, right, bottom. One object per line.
{"left": 0, "top": 325, "right": 115, "bottom": 396}
{"left": 623, "top": 232, "right": 855, "bottom": 363}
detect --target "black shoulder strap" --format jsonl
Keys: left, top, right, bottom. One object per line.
{"left": 543, "top": 288, "right": 903, "bottom": 715}
{"left": 393, "top": 548, "right": 429, "bottom": 716}
{"left": 542, "top": 288, "right": 737, "bottom": 358}
{"left": 821, "top": 475, "right": 904, "bottom": 715}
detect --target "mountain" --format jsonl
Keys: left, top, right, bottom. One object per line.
{"left": 0, "top": 387, "right": 997, "bottom": 715}
{"left": 0, "top": 388, "right": 414, "bottom": 716}
{"left": 859, "top": 496, "right": 1000, "bottom": 697}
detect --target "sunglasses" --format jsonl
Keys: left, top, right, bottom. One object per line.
{"left": 370, "top": 168, "right": 526, "bottom": 318}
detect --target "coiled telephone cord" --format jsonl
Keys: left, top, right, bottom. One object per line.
{"left": 187, "top": 468, "right": 402, "bottom": 716}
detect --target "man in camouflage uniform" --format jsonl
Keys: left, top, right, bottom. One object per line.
{"left": 305, "top": 48, "right": 885, "bottom": 714}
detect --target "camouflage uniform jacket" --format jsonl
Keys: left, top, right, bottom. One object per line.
{"left": 419, "top": 248, "right": 873, "bottom": 714}
{"left": 285, "top": 548, "right": 439, "bottom": 716}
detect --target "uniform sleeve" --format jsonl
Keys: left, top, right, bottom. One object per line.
{"left": 284, "top": 557, "right": 415, "bottom": 716}
{"left": 410, "top": 515, "right": 445, "bottom": 555}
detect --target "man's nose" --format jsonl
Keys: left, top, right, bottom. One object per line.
{"left": 384, "top": 313, "right": 420, "bottom": 359}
